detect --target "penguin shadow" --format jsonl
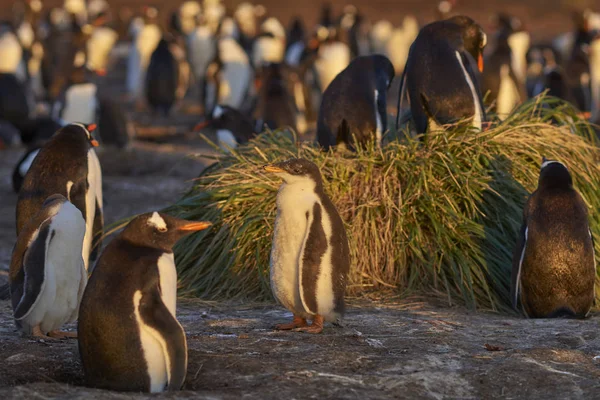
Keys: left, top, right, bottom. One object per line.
{"left": 477, "top": 156, "right": 529, "bottom": 312}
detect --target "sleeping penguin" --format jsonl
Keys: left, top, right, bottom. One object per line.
{"left": 78, "top": 212, "right": 212, "bottom": 392}
{"left": 264, "top": 158, "right": 350, "bottom": 333}
{"left": 317, "top": 54, "right": 394, "bottom": 149}
{"left": 17, "top": 123, "right": 103, "bottom": 271}
{"left": 511, "top": 159, "right": 595, "bottom": 318}
{"left": 399, "top": 15, "right": 487, "bottom": 134}
{"left": 10, "top": 194, "right": 87, "bottom": 338}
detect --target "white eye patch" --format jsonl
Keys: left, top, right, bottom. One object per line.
{"left": 148, "top": 212, "right": 167, "bottom": 230}
{"left": 541, "top": 160, "right": 566, "bottom": 169}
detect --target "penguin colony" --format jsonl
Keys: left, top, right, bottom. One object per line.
{"left": 0, "top": 0, "right": 598, "bottom": 394}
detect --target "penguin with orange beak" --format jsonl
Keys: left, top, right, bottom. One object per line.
{"left": 79, "top": 212, "right": 212, "bottom": 392}
{"left": 397, "top": 15, "right": 487, "bottom": 134}
{"left": 16, "top": 122, "right": 103, "bottom": 271}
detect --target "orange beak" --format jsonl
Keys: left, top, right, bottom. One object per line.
{"left": 478, "top": 53, "right": 484, "bottom": 73}
{"left": 90, "top": 139, "right": 99, "bottom": 147}
{"left": 87, "top": 123, "right": 97, "bottom": 132}
{"left": 96, "top": 68, "right": 107, "bottom": 76}
{"left": 194, "top": 120, "right": 212, "bottom": 131}
{"left": 178, "top": 221, "right": 212, "bottom": 231}
{"left": 263, "top": 165, "right": 284, "bottom": 173}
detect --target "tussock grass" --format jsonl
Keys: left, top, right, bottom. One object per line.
{"left": 168, "top": 96, "right": 600, "bottom": 311}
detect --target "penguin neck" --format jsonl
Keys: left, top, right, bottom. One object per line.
{"left": 279, "top": 177, "right": 322, "bottom": 196}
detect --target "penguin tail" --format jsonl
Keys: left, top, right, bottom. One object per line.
{"left": 336, "top": 119, "right": 352, "bottom": 146}
{"left": 546, "top": 307, "right": 579, "bottom": 319}
{"left": 420, "top": 93, "right": 443, "bottom": 132}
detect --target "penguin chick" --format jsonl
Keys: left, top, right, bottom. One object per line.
{"left": 10, "top": 194, "right": 87, "bottom": 338}
{"left": 511, "top": 159, "right": 595, "bottom": 318}
{"left": 264, "top": 158, "right": 350, "bottom": 334}
{"left": 78, "top": 212, "right": 212, "bottom": 393}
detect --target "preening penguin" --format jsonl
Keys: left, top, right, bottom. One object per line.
{"left": 9, "top": 194, "right": 87, "bottom": 338}
{"left": 195, "top": 104, "right": 256, "bottom": 151}
{"left": 78, "top": 212, "right": 212, "bottom": 392}
{"left": 511, "top": 159, "right": 595, "bottom": 318}
{"left": 399, "top": 16, "right": 487, "bottom": 134}
{"left": 17, "top": 123, "right": 103, "bottom": 271}
{"left": 317, "top": 55, "right": 394, "bottom": 149}
{"left": 265, "top": 158, "right": 350, "bottom": 334}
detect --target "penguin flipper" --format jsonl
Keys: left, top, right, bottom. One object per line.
{"left": 13, "top": 223, "right": 51, "bottom": 320}
{"left": 90, "top": 198, "right": 103, "bottom": 263}
{"left": 511, "top": 222, "right": 528, "bottom": 311}
{"left": 138, "top": 285, "right": 187, "bottom": 391}
{"left": 299, "top": 202, "right": 326, "bottom": 316}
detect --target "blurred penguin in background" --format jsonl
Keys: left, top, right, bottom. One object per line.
{"left": 126, "top": 7, "right": 161, "bottom": 101}
{"left": 253, "top": 17, "right": 287, "bottom": 68}
{"left": 482, "top": 14, "right": 529, "bottom": 119}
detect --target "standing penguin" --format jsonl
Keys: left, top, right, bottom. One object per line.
{"left": 399, "top": 16, "right": 487, "bottom": 134}
{"left": 145, "top": 37, "right": 178, "bottom": 116}
{"left": 17, "top": 123, "right": 103, "bottom": 271}
{"left": 317, "top": 55, "right": 394, "bottom": 149}
{"left": 511, "top": 159, "right": 595, "bottom": 318}
{"left": 78, "top": 212, "right": 212, "bottom": 392}
{"left": 53, "top": 65, "right": 99, "bottom": 125}
{"left": 10, "top": 194, "right": 87, "bottom": 338}
{"left": 264, "top": 158, "right": 350, "bottom": 333}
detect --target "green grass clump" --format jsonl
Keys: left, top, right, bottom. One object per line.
{"left": 168, "top": 96, "right": 600, "bottom": 311}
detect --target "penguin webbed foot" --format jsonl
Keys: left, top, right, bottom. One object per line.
{"left": 274, "top": 315, "right": 307, "bottom": 330}
{"left": 47, "top": 330, "right": 78, "bottom": 339}
{"left": 292, "top": 315, "right": 324, "bottom": 334}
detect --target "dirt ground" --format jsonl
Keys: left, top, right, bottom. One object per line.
{"left": 1, "top": 117, "right": 600, "bottom": 400}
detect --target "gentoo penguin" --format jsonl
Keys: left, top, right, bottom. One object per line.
{"left": 78, "top": 212, "right": 212, "bottom": 392}
{"left": 203, "top": 0, "right": 225, "bottom": 34}
{"left": 10, "top": 194, "right": 87, "bottom": 338}
{"left": 188, "top": 18, "right": 217, "bottom": 103}
{"left": 399, "top": 16, "right": 487, "bottom": 133}
{"left": 252, "top": 17, "right": 286, "bottom": 68}
{"left": 204, "top": 35, "right": 252, "bottom": 114}
{"left": 265, "top": 158, "right": 349, "bottom": 334}
{"left": 233, "top": 2, "right": 260, "bottom": 53}
{"left": 285, "top": 16, "right": 306, "bottom": 66}
{"left": 175, "top": 1, "right": 201, "bottom": 36}
{"left": 0, "top": 24, "right": 24, "bottom": 76}
{"left": 317, "top": 55, "right": 394, "bottom": 149}
{"left": 126, "top": 7, "right": 161, "bottom": 99}
{"left": 253, "top": 63, "right": 299, "bottom": 132}
{"left": 511, "top": 159, "right": 595, "bottom": 318}
{"left": 313, "top": 28, "right": 352, "bottom": 92}
{"left": 53, "top": 65, "right": 98, "bottom": 125}
{"left": 17, "top": 123, "right": 103, "bottom": 271}
{"left": 386, "top": 15, "right": 419, "bottom": 74}
{"left": 370, "top": 20, "right": 393, "bottom": 55}
{"left": 86, "top": 13, "right": 119, "bottom": 75}
{"left": 145, "top": 38, "right": 179, "bottom": 116}
{"left": 195, "top": 104, "right": 256, "bottom": 150}
{"left": 482, "top": 18, "right": 528, "bottom": 118}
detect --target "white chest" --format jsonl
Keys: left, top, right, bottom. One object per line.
{"left": 270, "top": 182, "right": 319, "bottom": 314}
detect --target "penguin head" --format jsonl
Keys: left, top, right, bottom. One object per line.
{"left": 195, "top": 105, "right": 255, "bottom": 143}
{"left": 539, "top": 158, "right": 573, "bottom": 189}
{"left": 263, "top": 158, "right": 323, "bottom": 187}
{"left": 122, "top": 212, "right": 212, "bottom": 251}
{"left": 371, "top": 54, "right": 395, "bottom": 88}
{"left": 59, "top": 123, "right": 99, "bottom": 148}
{"left": 449, "top": 16, "right": 486, "bottom": 72}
